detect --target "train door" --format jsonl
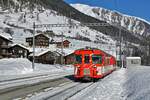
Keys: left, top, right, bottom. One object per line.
{"left": 82, "top": 54, "right": 91, "bottom": 76}
{"left": 74, "top": 54, "right": 82, "bottom": 77}
{"left": 91, "top": 54, "right": 103, "bottom": 77}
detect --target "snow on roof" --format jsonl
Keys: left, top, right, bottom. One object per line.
{"left": 56, "top": 48, "right": 74, "bottom": 56}
{"left": 56, "top": 40, "right": 70, "bottom": 43}
{"left": 126, "top": 57, "right": 141, "bottom": 60}
{"left": 27, "top": 33, "right": 49, "bottom": 38}
{"left": 51, "top": 37, "right": 71, "bottom": 43}
{"left": 29, "top": 49, "right": 49, "bottom": 57}
{"left": 35, "top": 33, "right": 49, "bottom": 38}
{"left": 29, "top": 47, "right": 57, "bottom": 57}
{"left": 52, "top": 37, "right": 63, "bottom": 42}
{"left": 35, "top": 49, "right": 50, "bottom": 57}
{"left": 11, "top": 44, "right": 29, "bottom": 50}
{"left": 0, "top": 32, "right": 12, "bottom": 41}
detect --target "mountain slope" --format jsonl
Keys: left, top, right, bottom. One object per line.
{"left": 71, "top": 4, "right": 150, "bottom": 37}
{"left": 0, "top": 0, "right": 116, "bottom": 53}
{"left": 0, "top": 0, "right": 142, "bottom": 44}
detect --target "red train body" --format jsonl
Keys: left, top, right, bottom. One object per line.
{"left": 74, "top": 48, "right": 116, "bottom": 80}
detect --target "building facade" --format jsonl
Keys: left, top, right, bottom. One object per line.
{"left": 26, "top": 33, "right": 49, "bottom": 48}
{"left": 56, "top": 40, "right": 70, "bottom": 48}
{"left": 9, "top": 44, "right": 29, "bottom": 58}
{"left": 0, "top": 34, "right": 12, "bottom": 59}
{"left": 29, "top": 50, "right": 61, "bottom": 64}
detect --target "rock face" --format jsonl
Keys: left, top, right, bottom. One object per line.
{"left": 71, "top": 4, "right": 150, "bottom": 37}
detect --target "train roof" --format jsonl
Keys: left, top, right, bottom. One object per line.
{"left": 75, "top": 47, "right": 114, "bottom": 57}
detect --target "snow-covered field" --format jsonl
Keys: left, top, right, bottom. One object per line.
{"left": 0, "top": 58, "right": 73, "bottom": 82}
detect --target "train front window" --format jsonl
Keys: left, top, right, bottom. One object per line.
{"left": 75, "top": 55, "right": 82, "bottom": 64}
{"left": 92, "top": 55, "right": 102, "bottom": 64}
{"left": 84, "top": 55, "right": 90, "bottom": 64}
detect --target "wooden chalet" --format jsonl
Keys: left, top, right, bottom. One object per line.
{"left": 9, "top": 44, "right": 29, "bottom": 58}
{"left": 29, "top": 50, "right": 61, "bottom": 64}
{"left": 56, "top": 49, "right": 75, "bottom": 64}
{"left": 64, "top": 53, "right": 75, "bottom": 64}
{"left": 26, "top": 33, "right": 49, "bottom": 48}
{"left": 56, "top": 40, "right": 70, "bottom": 48}
{"left": 0, "top": 33, "right": 12, "bottom": 59}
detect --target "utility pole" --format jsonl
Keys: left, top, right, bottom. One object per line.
{"left": 61, "top": 32, "right": 64, "bottom": 65}
{"left": 32, "top": 22, "right": 35, "bottom": 70}
{"left": 119, "top": 26, "right": 122, "bottom": 68}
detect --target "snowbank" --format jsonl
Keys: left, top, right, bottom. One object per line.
{"left": 34, "top": 64, "right": 73, "bottom": 73}
{"left": 0, "top": 58, "right": 74, "bottom": 76}
{"left": 121, "top": 66, "right": 150, "bottom": 100}
{"left": 0, "top": 58, "right": 33, "bottom": 75}
{"left": 78, "top": 66, "right": 150, "bottom": 100}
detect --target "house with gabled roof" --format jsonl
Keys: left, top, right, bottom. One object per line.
{"left": 56, "top": 48, "right": 74, "bottom": 64}
{"left": 0, "top": 32, "right": 12, "bottom": 58}
{"left": 9, "top": 44, "right": 29, "bottom": 58}
{"left": 56, "top": 40, "right": 71, "bottom": 48}
{"left": 29, "top": 49, "right": 62, "bottom": 64}
{"left": 26, "top": 33, "right": 49, "bottom": 48}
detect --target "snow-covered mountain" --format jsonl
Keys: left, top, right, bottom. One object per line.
{"left": 71, "top": 4, "right": 150, "bottom": 37}
{"left": 0, "top": 0, "right": 116, "bottom": 56}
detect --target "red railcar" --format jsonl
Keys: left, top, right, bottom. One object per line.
{"left": 74, "top": 48, "right": 116, "bottom": 80}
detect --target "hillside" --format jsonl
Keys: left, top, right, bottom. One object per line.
{"left": 0, "top": 0, "right": 143, "bottom": 44}
{"left": 71, "top": 4, "right": 150, "bottom": 37}
{"left": 0, "top": 0, "right": 116, "bottom": 57}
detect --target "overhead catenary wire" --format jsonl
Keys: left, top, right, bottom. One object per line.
{"left": 113, "top": 0, "right": 124, "bottom": 68}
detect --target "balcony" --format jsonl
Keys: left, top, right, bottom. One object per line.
{"left": 0, "top": 44, "right": 11, "bottom": 49}
{"left": 1, "top": 51, "right": 12, "bottom": 57}
{"left": 1, "top": 52, "right": 11, "bottom": 55}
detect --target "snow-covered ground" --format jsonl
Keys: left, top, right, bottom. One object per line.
{"left": 16, "top": 66, "right": 150, "bottom": 100}
{"left": 0, "top": 58, "right": 73, "bottom": 82}
{"left": 1, "top": 58, "right": 150, "bottom": 100}
{"left": 0, "top": 58, "right": 74, "bottom": 93}
{"left": 75, "top": 66, "right": 150, "bottom": 100}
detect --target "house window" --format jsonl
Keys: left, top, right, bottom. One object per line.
{"left": 2, "top": 41, "right": 6, "bottom": 45}
{"left": 25, "top": 51, "right": 27, "bottom": 57}
{"left": 2, "top": 49, "right": 6, "bottom": 53}
{"left": 19, "top": 50, "right": 23, "bottom": 53}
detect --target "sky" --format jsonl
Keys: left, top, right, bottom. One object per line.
{"left": 64, "top": 0, "right": 150, "bottom": 22}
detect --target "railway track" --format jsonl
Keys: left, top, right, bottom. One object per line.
{"left": 0, "top": 74, "right": 74, "bottom": 100}
{"left": 0, "top": 71, "right": 72, "bottom": 90}
{"left": 45, "top": 82, "right": 94, "bottom": 100}
{"left": 0, "top": 74, "right": 98, "bottom": 100}
{"left": 27, "top": 80, "right": 98, "bottom": 100}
